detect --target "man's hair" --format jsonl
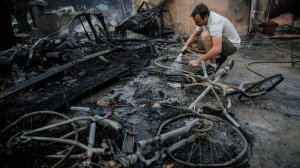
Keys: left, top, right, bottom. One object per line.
{"left": 191, "top": 3, "right": 210, "bottom": 19}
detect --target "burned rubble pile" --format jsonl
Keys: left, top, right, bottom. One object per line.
{"left": 0, "top": 3, "right": 250, "bottom": 167}
{"left": 0, "top": 31, "right": 249, "bottom": 167}
{"left": 0, "top": 31, "right": 163, "bottom": 127}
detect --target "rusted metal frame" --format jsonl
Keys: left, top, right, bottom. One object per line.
{"left": 84, "top": 13, "right": 100, "bottom": 43}
{"left": 82, "top": 13, "right": 114, "bottom": 47}
{"left": 79, "top": 16, "right": 92, "bottom": 41}
{"left": 137, "top": 1, "right": 150, "bottom": 13}
{"left": 94, "top": 12, "right": 108, "bottom": 33}
{"left": 76, "top": 12, "right": 115, "bottom": 47}
{"left": 0, "top": 48, "right": 116, "bottom": 100}
{"left": 137, "top": 1, "right": 161, "bottom": 14}
{"left": 144, "top": 9, "right": 174, "bottom": 37}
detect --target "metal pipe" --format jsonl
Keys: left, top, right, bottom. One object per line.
{"left": 23, "top": 116, "right": 92, "bottom": 135}
{"left": 167, "top": 134, "right": 197, "bottom": 152}
{"left": 86, "top": 122, "right": 97, "bottom": 163}
{"left": 21, "top": 136, "right": 105, "bottom": 154}
{"left": 59, "top": 126, "right": 87, "bottom": 139}
{"left": 138, "top": 118, "right": 200, "bottom": 148}
{"left": 189, "top": 74, "right": 222, "bottom": 109}
{"left": 45, "top": 153, "right": 85, "bottom": 159}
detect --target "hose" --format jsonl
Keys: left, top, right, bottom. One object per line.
{"left": 245, "top": 35, "right": 300, "bottom": 78}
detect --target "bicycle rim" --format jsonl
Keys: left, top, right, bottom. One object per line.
{"left": 156, "top": 112, "right": 248, "bottom": 167}
{"left": 245, "top": 74, "right": 284, "bottom": 95}
{"left": 3, "top": 111, "right": 78, "bottom": 168}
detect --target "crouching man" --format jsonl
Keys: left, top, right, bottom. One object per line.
{"left": 181, "top": 3, "right": 240, "bottom": 71}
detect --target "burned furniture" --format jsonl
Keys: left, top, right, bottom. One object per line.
{"left": 69, "top": 11, "right": 116, "bottom": 47}
{"left": 116, "top": 1, "right": 175, "bottom": 38}
{"left": 0, "top": 32, "right": 156, "bottom": 130}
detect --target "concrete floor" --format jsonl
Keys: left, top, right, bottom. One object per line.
{"left": 221, "top": 37, "right": 300, "bottom": 167}
{"left": 79, "top": 36, "right": 300, "bottom": 167}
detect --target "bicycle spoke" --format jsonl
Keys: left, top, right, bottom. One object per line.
{"left": 245, "top": 74, "right": 284, "bottom": 96}
{"left": 199, "top": 139, "right": 202, "bottom": 164}
{"left": 4, "top": 111, "right": 78, "bottom": 168}
{"left": 210, "top": 139, "right": 213, "bottom": 164}
{"left": 212, "top": 140, "right": 232, "bottom": 161}
{"left": 188, "top": 140, "right": 201, "bottom": 163}
{"left": 212, "top": 141, "right": 220, "bottom": 162}
{"left": 157, "top": 111, "right": 248, "bottom": 167}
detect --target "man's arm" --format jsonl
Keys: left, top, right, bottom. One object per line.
{"left": 188, "top": 36, "right": 222, "bottom": 67}
{"left": 180, "top": 30, "right": 201, "bottom": 53}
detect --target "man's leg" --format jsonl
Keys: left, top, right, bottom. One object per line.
{"left": 201, "top": 30, "right": 216, "bottom": 65}
{"left": 216, "top": 37, "right": 237, "bottom": 68}
{"left": 189, "top": 41, "right": 206, "bottom": 54}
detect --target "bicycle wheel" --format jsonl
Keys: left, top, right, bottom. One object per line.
{"left": 244, "top": 74, "right": 284, "bottom": 96}
{"left": 156, "top": 112, "right": 248, "bottom": 167}
{"left": 1, "top": 111, "right": 78, "bottom": 168}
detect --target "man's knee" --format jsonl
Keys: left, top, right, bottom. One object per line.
{"left": 201, "top": 31, "right": 211, "bottom": 43}
{"left": 191, "top": 43, "right": 198, "bottom": 50}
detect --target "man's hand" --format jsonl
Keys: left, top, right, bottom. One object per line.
{"left": 180, "top": 46, "right": 188, "bottom": 53}
{"left": 188, "top": 59, "right": 201, "bottom": 67}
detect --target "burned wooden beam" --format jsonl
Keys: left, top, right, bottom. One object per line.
{"left": 27, "top": 64, "right": 128, "bottom": 112}
{"left": 0, "top": 64, "right": 127, "bottom": 130}
{"left": 0, "top": 48, "right": 117, "bottom": 100}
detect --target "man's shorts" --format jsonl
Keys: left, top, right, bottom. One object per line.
{"left": 196, "top": 36, "right": 237, "bottom": 67}
{"left": 196, "top": 37, "right": 237, "bottom": 57}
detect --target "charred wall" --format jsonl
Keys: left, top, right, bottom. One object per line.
{"left": 162, "top": 0, "right": 251, "bottom": 36}
{"left": 255, "top": 0, "right": 300, "bottom": 22}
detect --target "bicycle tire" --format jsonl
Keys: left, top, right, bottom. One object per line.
{"left": 2, "top": 111, "right": 78, "bottom": 168}
{"left": 244, "top": 74, "right": 284, "bottom": 96}
{"left": 156, "top": 112, "right": 248, "bottom": 167}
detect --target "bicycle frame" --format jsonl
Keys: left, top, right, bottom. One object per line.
{"left": 118, "top": 118, "right": 202, "bottom": 167}
{"left": 158, "top": 57, "right": 275, "bottom": 128}
{"left": 155, "top": 57, "right": 239, "bottom": 127}
{"left": 7, "top": 109, "right": 121, "bottom": 167}
{"left": 6, "top": 109, "right": 206, "bottom": 167}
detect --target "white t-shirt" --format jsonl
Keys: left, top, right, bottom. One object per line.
{"left": 196, "top": 12, "right": 241, "bottom": 48}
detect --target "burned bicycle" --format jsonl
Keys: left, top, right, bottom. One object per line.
{"left": 154, "top": 56, "right": 284, "bottom": 127}
{"left": 0, "top": 105, "right": 248, "bottom": 168}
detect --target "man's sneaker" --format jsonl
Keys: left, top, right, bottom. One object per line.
{"left": 206, "top": 64, "right": 217, "bottom": 75}
{"left": 197, "top": 64, "right": 217, "bottom": 76}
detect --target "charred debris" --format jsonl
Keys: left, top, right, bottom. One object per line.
{"left": 0, "top": 2, "right": 180, "bottom": 127}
